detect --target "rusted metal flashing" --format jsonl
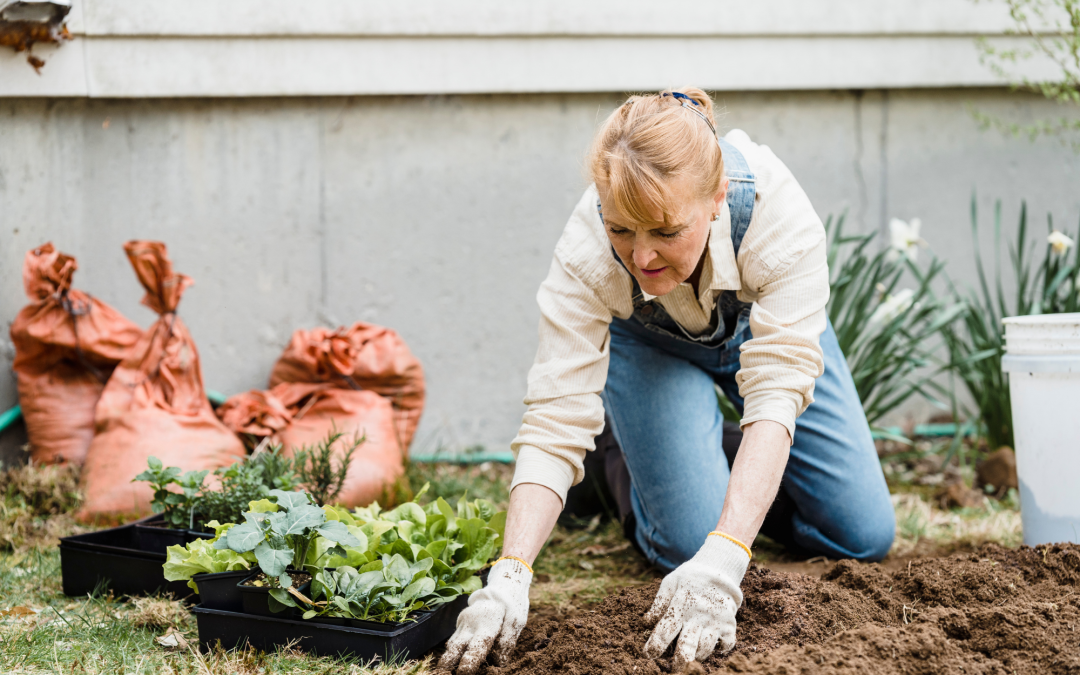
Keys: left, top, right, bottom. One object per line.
{"left": 0, "top": 1, "right": 71, "bottom": 74}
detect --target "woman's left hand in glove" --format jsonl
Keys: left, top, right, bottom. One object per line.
{"left": 643, "top": 533, "right": 751, "bottom": 670}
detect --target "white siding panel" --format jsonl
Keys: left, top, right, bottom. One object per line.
{"left": 80, "top": 0, "right": 1017, "bottom": 38}
{"left": 81, "top": 35, "right": 1055, "bottom": 98}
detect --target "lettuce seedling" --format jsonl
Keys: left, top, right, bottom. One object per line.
{"left": 216, "top": 490, "right": 361, "bottom": 596}
{"left": 162, "top": 520, "right": 256, "bottom": 592}
{"left": 284, "top": 485, "right": 506, "bottom": 623}
{"left": 286, "top": 553, "right": 457, "bottom": 623}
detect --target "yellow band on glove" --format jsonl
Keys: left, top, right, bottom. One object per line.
{"left": 494, "top": 555, "right": 534, "bottom": 574}
{"left": 708, "top": 531, "right": 752, "bottom": 560}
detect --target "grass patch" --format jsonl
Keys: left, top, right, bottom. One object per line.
{"left": 0, "top": 454, "right": 1025, "bottom": 672}
{"left": 405, "top": 460, "right": 512, "bottom": 508}
{"left": 890, "top": 490, "right": 1022, "bottom": 556}
{"left": 531, "top": 517, "right": 654, "bottom": 608}
{"left": 0, "top": 548, "right": 438, "bottom": 674}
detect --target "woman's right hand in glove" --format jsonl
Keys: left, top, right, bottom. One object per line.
{"left": 438, "top": 557, "right": 533, "bottom": 674}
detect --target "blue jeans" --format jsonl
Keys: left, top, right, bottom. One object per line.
{"left": 602, "top": 318, "right": 895, "bottom": 572}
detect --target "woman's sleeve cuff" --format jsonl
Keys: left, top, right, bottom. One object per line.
{"left": 739, "top": 391, "right": 801, "bottom": 444}
{"left": 510, "top": 446, "right": 577, "bottom": 506}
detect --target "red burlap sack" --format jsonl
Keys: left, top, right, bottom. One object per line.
{"left": 217, "top": 382, "right": 400, "bottom": 507}
{"left": 268, "top": 322, "right": 425, "bottom": 451}
{"left": 9, "top": 244, "right": 142, "bottom": 465}
{"left": 77, "top": 241, "right": 245, "bottom": 522}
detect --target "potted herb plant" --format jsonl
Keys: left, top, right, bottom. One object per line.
{"left": 131, "top": 458, "right": 210, "bottom": 553}
{"left": 132, "top": 448, "right": 303, "bottom": 554}
{"left": 217, "top": 490, "right": 361, "bottom": 616}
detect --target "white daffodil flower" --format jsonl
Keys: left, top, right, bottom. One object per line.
{"left": 869, "top": 288, "right": 916, "bottom": 325}
{"left": 888, "top": 218, "right": 926, "bottom": 262}
{"left": 1048, "top": 230, "right": 1074, "bottom": 255}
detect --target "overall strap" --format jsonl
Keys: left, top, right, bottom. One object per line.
{"left": 716, "top": 137, "right": 756, "bottom": 257}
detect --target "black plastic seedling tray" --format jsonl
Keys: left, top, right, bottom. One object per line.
{"left": 58, "top": 519, "right": 198, "bottom": 601}
{"left": 134, "top": 521, "right": 214, "bottom": 554}
{"left": 192, "top": 569, "right": 252, "bottom": 612}
{"left": 192, "top": 592, "right": 470, "bottom": 660}
{"left": 237, "top": 569, "right": 312, "bottom": 617}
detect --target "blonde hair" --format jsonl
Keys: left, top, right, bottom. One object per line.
{"left": 588, "top": 87, "right": 723, "bottom": 227}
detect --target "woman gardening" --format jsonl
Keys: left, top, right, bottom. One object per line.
{"left": 439, "top": 88, "right": 895, "bottom": 673}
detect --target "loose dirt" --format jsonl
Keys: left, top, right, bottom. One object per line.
{"left": 483, "top": 543, "right": 1080, "bottom": 674}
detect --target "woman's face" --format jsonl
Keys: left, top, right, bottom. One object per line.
{"left": 599, "top": 178, "right": 727, "bottom": 297}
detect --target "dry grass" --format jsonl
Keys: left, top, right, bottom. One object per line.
{"left": 0, "top": 461, "right": 84, "bottom": 550}
{"left": 129, "top": 597, "right": 190, "bottom": 630}
{"left": 890, "top": 490, "right": 1023, "bottom": 556}
{"left": 529, "top": 517, "right": 655, "bottom": 608}
{"left": 181, "top": 644, "right": 436, "bottom": 675}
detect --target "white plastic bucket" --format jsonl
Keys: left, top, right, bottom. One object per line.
{"left": 1001, "top": 313, "right": 1080, "bottom": 546}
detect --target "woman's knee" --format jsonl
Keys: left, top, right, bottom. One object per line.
{"left": 834, "top": 504, "right": 896, "bottom": 562}
{"left": 792, "top": 491, "right": 896, "bottom": 563}
{"left": 636, "top": 508, "right": 721, "bottom": 571}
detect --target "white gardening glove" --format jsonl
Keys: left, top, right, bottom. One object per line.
{"left": 643, "top": 533, "right": 750, "bottom": 670}
{"left": 438, "top": 558, "right": 532, "bottom": 674}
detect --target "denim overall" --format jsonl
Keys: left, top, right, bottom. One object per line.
{"left": 595, "top": 138, "right": 895, "bottom": 572}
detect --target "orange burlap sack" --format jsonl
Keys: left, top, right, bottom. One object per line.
{"left": 217, "top": 382, "right": 400, "bottom": 507}
{"left": 268, "top": 322, "right": 425, "bottom": 451}
{"left": 9, "top": 244, "right": 142, "bottom": 465}
{"left": 77, "top": 241, "right": 245, "bottom": 522}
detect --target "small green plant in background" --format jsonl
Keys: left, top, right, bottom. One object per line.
{"left": 293, "top": 429, "right": 363, "bottom": 506}
{"left": 196, "top": 448, "right": 302, "bottom": 526}
{"left": 196, "top": 462, "right": 274, "bottom": 527}
{"left": 132, "top": 458, "right": 208, "bottom": 530}
{"left": 250, "top": 445, "right": 303, "bottom": 492}
{"left": 940, "top": 196, "right": 1080, "bottom": 449}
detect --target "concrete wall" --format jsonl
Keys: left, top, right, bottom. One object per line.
{"left": 2, "top": 88, "right": 1079, "bottom": 450}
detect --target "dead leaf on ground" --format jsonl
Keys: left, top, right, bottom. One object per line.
{"left": 935, "top": 482, "right": 986, "bottom": 510}
{"left": 0, "top": 606, "right": 36, "bottom": 618}
{"left": 155, "top": 627, "right": 190, "bottom": 651}
{"left": 578, "top": 542, "right": 631, "bottom": 556}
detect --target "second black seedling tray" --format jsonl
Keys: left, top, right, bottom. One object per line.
{"left": 192, "top": 592, "right": 469, "bottom": 660}
{"left": 58, "top": 518, "right": 198, "bottom": 601}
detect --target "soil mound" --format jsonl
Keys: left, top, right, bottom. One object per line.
{"left": 485, "top": 543, "right": 1080, "bottom": 674}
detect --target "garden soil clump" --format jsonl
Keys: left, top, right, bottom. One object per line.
{"left": 484, "top": 543, "right": 1080, "bottom": 674}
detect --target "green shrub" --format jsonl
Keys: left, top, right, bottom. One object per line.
{"left": 825, "top": 214, "right": 964, "bottom": 430}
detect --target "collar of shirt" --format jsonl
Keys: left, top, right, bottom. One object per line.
{"left": 637, "top": 203, "right": 743, "bottom": 309}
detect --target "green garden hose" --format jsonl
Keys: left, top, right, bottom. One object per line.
{"left": 0, "top": 406, "right": 21, "bottom": 434}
